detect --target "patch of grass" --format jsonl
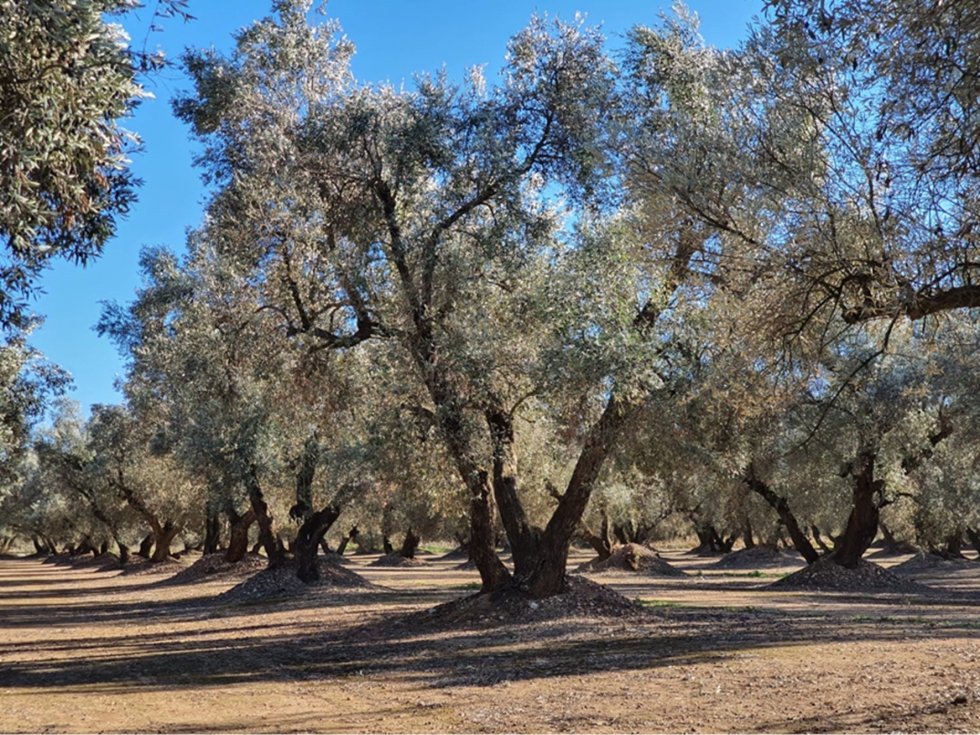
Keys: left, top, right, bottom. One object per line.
{"left": 422, "top": 545, "right": 455, "bottom": 554}
{"left": 639, "top": 599, "right": 682, "bottom": 608}
{"left": 454, "top": 582, "right": 481, "bottom": 590}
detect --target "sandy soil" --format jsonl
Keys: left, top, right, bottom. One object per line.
{"left": 3, "top": 547, "right": 980, "bottom": 733}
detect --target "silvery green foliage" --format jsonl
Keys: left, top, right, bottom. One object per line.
{"left": 172, "top": 2, "right": 649, "bottom": 542}
{"left": 0, "top": 398, "right": 92, "bottom": 548}
{"left": 0, "top": 327, "right": 70, "bottom": 485}
{"left": 643, "top": 0, "right": 980, "bottom": 334}
{"left": 0, "top": 0, "right": 191, "bottom": 329}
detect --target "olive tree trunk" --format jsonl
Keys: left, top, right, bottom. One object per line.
{"left": 833, "top": 455, "right": 882, "bottom": 568}
{"left": 744, "top": 464, "right": 820, "bottom": 564}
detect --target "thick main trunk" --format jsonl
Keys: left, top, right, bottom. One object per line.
{"left": 204, "top": 509, "right": 221, "bottom": 555}
{"left": 225, "top": 508, "right": 256, "bottom": 563}
{"left": 246, "top": 464, "right": 286, "bottom": 567}
{"left": 527, "top": 397, "right": 637, "bottom": 598}
{"left": 137, "top": 533, "right": 154, "bottom": 558}
{"left": 400, "top": 529, "right": 421, "bottom": 559}
{"left": 744, "top": 465, "right": 820, "bottom": 564}
{"left": 294, "top": 502, "right": 342, "bottom": 583}
{"left": 150, "top": 522, "right": 180, "bottom": 562}
{"left": 290, "top": 434, "right": 319, "bottom": 521}
{"left": 467, "top": 470, "right": 512, "bottom": 591}
{"left": 486, "top": 408, "right": 541, "bottom": 580}
{"left": 833, "top": 459, "right": 882, "bottom": 569}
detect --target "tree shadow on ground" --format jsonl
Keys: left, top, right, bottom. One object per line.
{"left": 4, "top": 559, "right": 980, "bottom": 697}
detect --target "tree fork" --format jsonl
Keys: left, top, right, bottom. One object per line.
{"left": 294, "top": 502, "right": 342, "bottom": 583}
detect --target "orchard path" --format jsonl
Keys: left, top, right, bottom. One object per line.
{"left": 3, "top": 548, "right": 980, "bottom": 732}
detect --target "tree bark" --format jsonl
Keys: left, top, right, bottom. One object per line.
{"left": 336, "top": 526, "right": 358, "bottom": 556}
{"left": 150, "top": 522, "right": 180, "bottom": 562}
{"left": 294, "top": 502, "right": 342, "bottom": 583}
{"left": 744, "top": 465, "right": 821, "bottom": 564}
{"left": 527, "top": 394, "right": 641, "bottom": 598}
{"left": 290, "top": 433, "right": 320, "bottom": 522}
{"left": 486, "top": 407, "right": 541, "bottom": 580}
{"left": 245, "top": 464, "right": 286, "bottom": 567}
{"left": 579, "top": 523, "right": 614, "bottom": 561}
{"left": 833, "top": 455, "right": 882, "bottom": 568}
{"left": 204, "top": 509, "right": 221, "bottom": 555}
{"left": 878, "top": 520, "right": 915, "bottom": 554}
{"left": 742, "top": 517, "right": 755, "bottom": 550}
{"left": 400, "top": 529, "right": 421, "bottom": 560}
{"left": 966, "top": 527, "right": 980, "bottom": 558}
{"left": 137, "top": 533, "right": 154, "bottom": 558}
{"left": 225, "top": 508, "right": 256, "bottom": 563}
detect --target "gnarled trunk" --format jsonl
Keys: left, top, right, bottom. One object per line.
{"left": 294, "top": 502, "right": 342, "bottom": 583}
{"left": 744, "top": 465, "right": 820, "bottom": 564}
{"left": 579, "top": 513, "right": 614, "bottom": 562}
{"left": 150, "top": 521, "right": 180, "bottom": 562}
{"left": 245, "top": 464, "right": 285, "bottom": 567}
{"left": 833, "top": 456, "right": 882, "bottom": 568}
{"left": 400, "top": 529, "right": 421, "bottom": 560}
{"left": 203, "top": 509, "right": 221, "bottom": 555}
{"left": 225, "top": 508, "right": 256, "bottom": 563}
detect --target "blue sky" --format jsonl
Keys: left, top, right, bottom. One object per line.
{"left": 29, "top": 0, "right": 762, "bottom": 415}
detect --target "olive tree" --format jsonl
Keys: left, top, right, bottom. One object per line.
{"left": 172, "top": 0, "right": 741, "bottom": 599}
{"left": 0, "top": 0, "right": 192, "bottom": 328}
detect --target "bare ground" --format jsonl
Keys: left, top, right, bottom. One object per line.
{"left": 3, "top": 547, "right": 980, "bottom": 733}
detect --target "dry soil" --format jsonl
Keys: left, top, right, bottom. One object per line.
{"left": 3, "top": 547, "right": 980, "bottom": 733}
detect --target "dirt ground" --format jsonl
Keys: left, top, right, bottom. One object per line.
{"left": 3, "top": 547, "right": 980, "bottom": 733}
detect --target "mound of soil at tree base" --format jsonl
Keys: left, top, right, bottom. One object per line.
{"left": 369, "top": 552, "right": 430, "bottom": 567}
{"left": 891, "top": 552, "right": 978, "bottom": 576}
{"left": 769, "top": 555, "right": 930, "bottom": 594}
{"left": 68, "top": 552, "right": 119, "bottom": 570}
{"left": 214, "top": 556, "right": 375, "bottom": 605}
{"left": 41, "top": 552, "right": 76, "bottom": 566}
{"left": 438, "top": 547, "right": 471, "bottom": 562}
{"left": 577, "top": 543, "right": 686, "bottom": 576}
{"left": 712, "top": 546, "right": 805, "bottom": 570}
{"left": 155, "top": 552, "right": 268, "bottom": 586}
{"left": 866, "top": 542, "right": 919, "bottom": 558}
{"left": 416, "top": 575, "right": 641, "bottom": 629}
{"left": 118, "top": 557, "right": 189, "bottom": 577}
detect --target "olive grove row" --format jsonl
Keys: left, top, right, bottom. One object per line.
{"left": 2, "top": 0, "right": 980, "bottom": 597}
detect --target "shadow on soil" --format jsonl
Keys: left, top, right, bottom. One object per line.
{"left": 3, "top": 557, "right": 980, "bottom": 697}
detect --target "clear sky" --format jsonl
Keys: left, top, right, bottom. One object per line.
{"left": 29, "top": 0, "right": 763, "bottom": 415}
